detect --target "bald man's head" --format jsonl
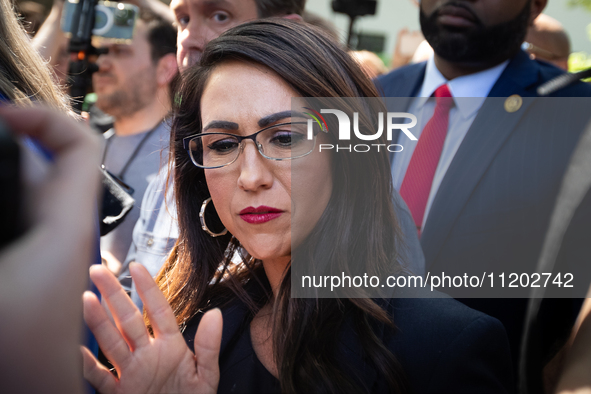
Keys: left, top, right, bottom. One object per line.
{"left": 524, "top": 14, "right": 570, "bottom": 70}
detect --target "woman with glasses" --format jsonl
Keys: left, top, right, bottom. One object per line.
{"left": 82, "top": 19, "right": 513, "bottom": 393}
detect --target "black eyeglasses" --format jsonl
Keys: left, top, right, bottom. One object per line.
{"left": 183, "top": 121, "right": 323, "bottom": 169}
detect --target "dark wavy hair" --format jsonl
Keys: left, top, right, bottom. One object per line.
{"left": 156, "top": 19, "right": 408, "bottom": 393}
{"left": 254, "top": 0, "right": 305, "bottom": 17}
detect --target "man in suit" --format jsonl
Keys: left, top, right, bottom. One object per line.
{"left": 375, "top": 0, "right": 591, "bottom": 370}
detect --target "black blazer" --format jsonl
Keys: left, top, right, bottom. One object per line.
{"left": 521, "top": 119, "right": 591, "bottom": 393}
{"left": 183, "top": 286, "right": 514, "bottom": 393}
{"left": 375, "top": 51, "right": 591, "bottom": 364}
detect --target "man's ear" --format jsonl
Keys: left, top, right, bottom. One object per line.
{"left": 156, "top": 53, "right": 179, "bottom": 86}
{"left": 282, "top": 13, "right": 303, "bottom": 21}
{"left": 529, "top": 0, "right": 548, "bottom": 26}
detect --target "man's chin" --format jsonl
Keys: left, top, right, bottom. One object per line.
{"left": 94, "top": 96, "right": 124, "bottom": 117}
{"left": 93, "top": 85, "right": 116, "bottom": 98}
{"left": 94, "top": 101, "right": 112, "bottom": 116}
{"left": 437, "top": 23, "right": 476, "bottom": 36}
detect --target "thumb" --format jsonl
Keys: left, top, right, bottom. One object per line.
{"left": 194, "top": 308, "right": 223, "bottom": 392}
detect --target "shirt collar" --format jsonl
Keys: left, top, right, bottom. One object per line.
{"left": 416, "top": 55, "right": 510, "bottom": 119}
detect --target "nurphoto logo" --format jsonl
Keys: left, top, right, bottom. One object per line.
{"left": 304, "top": 107, "right": 418, "bottom": 153}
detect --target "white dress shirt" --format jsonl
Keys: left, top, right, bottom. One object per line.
{"left": 391, "top": 55, "right": 509, "bottom": 230}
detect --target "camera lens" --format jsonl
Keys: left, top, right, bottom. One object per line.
{"left": 114, "top": 9, "right": 135, "bottom": 26}
{"left": 94, "top": 8, "right": 109, "bottom": 30}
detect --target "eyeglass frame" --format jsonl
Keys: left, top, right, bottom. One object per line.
{"left": 182, "top": 120, "right": 326, "bottom": 169}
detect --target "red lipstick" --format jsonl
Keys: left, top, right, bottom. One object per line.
{"left": 239, "top": 206, "right": 283, "bottom": 224}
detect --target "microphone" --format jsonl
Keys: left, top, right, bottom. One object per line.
{"left": 537, "top": 67, "right": 591, "bottom": 96}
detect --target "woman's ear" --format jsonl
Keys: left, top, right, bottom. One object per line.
{"left": 282, "top": 13, "right": 303, "bottom": 22}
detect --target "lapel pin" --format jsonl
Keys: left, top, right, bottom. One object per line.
{"left": 504, "top": 95, "right": 523, "bottom": 113}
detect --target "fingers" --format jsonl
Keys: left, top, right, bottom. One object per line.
{"left": 130, "top": 262, "right": 180, "bottom": 338}
{"left": 194, "top": 308, "right": 223, "bottom": 392}
{"left": 0, "top": 106, "right": 98, "bottom": 162}
{"left": 83, "top": 290, "right": 136, "bottom": 372}
{"left": 101, "top": 250, "right": 123, "bottom": 275}
{"left": 0, "top": 106, "right": 101, "bottom": 234}
{"left": 89, "top": 266, "right": 151, "bottom": 352}
{"left": 81, "top": 346, "right": 118, "bottom": 393}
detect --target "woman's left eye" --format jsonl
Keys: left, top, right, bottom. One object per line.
{"left": 272, "top": 133, "right": 291, "bottom": 146}
{"left": 271, "top": 132, "right": 305, "bottom": 147}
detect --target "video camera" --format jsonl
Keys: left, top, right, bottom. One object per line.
{"left": 62, "top": 0, "right": 138, "bottom": 43}
{"left": 61, "top": 0, "right": 139, "bottom": 112}
{"left": 332, "top": 0, "right": 377, "bottom": 18}
{"left": 331, "top": 0, "right": 378, "bottom": 48}
{"left": 59, "top": 0, "right": 139, "bottom": 235}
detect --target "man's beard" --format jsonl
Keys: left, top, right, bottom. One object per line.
{"left": 95, "top": 66, "right": 158, "bottom": 119}
{"left": 420, "top": 0, "right": 531, "bottom": 65}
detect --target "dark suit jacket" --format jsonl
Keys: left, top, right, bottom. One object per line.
{"left": 183, "top": 286, "right": 514, "bottom": 393}
{"left": 375, "top": 50, "right": 591, "bottom": 366}
{"left": 520, "top": 119, "right": 591, "bottom": 393}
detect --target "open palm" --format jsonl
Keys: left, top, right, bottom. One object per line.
{"left": 82, "top": 263, "right": 222, "bottom": 393}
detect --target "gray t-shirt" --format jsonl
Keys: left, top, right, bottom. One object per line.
{"left": 100, "top": 120, "right": 171, "bottom": 266}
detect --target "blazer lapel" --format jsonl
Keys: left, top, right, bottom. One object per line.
{"left": 378, "top": 62, "right": 427, "bottom": 164}
{"left": 421, "top": 51, "right": 543, "bottom": 267}
{"left": 377, "top": 62, "right": 426, "bottom": 99}
{"left": 488, "top": 50, "right": 541, "bottom": 98}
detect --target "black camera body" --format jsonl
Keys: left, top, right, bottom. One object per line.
{"left": 0, "top": 120, "right": 20, "bottom": 249}
{"left": 331, "top": 0, "right": 378, "bottom": 48}
{"left": 331, "top": 0, "right": 377, "bottom": 18}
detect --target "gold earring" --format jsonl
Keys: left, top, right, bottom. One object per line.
{"left": 199, "top": 197, "right": 228, "bottom": 237}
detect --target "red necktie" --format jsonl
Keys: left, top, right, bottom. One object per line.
{"left": 400, "top": 84, "right": 453, "bottom": 237}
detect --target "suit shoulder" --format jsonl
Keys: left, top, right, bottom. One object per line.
{"left": 387, "top": 295, "right": 504, "bottom": 339}
{"left": 375, "top": 62, "right": 426, "bottom": 97}
{"left": 376, "top": 62, "right": 424, "bottom": 84}
{"left": 385, "top": 296, "right": 513, "bottom": 392}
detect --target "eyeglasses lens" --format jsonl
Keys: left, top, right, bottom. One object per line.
{"left": 187, "top": 122, "right": 315, "bottom": 168}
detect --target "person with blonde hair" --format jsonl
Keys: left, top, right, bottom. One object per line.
{"left": 0, "top": 0, "right": 70, "bottom": 112}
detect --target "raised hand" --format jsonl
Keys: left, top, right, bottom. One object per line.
{"left": 82, "top": 263, "right": 222, "bottom": 393}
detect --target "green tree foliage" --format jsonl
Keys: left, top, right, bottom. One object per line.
{"left": 567, "top": 0, "right": 591, "bottom": 77}
{"left": 569, "top": 52, "right": 591, "bottom": 80}
{"left": 569, "top": 0, "right": 591, "bottom": 11}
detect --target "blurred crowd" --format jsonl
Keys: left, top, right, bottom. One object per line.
{"left": 2, "top": 0, "right": 591, "bottom": 393}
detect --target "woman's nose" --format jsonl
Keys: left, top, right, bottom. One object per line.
{"left": 236, "top": 141, "right": 273, "bottom": 192}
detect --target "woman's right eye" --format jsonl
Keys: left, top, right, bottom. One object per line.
{"left": 207, "top": 138, "right": 239, "bottom": 154}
